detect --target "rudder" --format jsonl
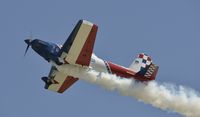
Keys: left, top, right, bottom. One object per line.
{"left": 129, "top": 53, "right": 159, "bottom": 81}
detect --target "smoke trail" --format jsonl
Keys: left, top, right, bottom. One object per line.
{"left": 79, "top": 69, "right": 200, "bottom": 117}
{"left": 61, "top": 65, "right": 200, "bottom": 117}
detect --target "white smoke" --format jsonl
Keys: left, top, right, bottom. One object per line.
{"left": 60, "top": 65, "right": 200, "bottom": 117}
{"left": 79, "top": 69, "right": 200, "bottom": 117}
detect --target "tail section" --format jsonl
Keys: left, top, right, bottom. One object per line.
{"left": 129, "top": 53, "right": 159, "bottom": 81}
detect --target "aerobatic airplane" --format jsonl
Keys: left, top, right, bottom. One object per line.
{"left": 24, "top": 20, "right": 159, "bottom": 93}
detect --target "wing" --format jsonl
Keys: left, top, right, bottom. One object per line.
{"left": 43, "top": 66, "right": 78, "bottom": 93}
{"left": 58, "top": 20, "right": 98, "bottom": 66}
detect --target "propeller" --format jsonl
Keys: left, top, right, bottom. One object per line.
{"left": 24, "top": 32, "right": 33, "bottom": 56}
{"left": 24, "top": 39, "right": 32, "bottom": 56}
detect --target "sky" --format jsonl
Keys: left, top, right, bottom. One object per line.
{"left": 1, "top": 0, "right": 200, "bottom": 117}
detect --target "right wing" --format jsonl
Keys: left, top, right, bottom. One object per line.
{"left": 58, "top": 20, "right": 98, "bottom": 66}
{"left": 43, "top": 66, "right": 78, "bottom": 93}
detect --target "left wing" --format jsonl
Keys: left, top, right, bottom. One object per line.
{"left": 42, "top": 66, "right": 78, "bottom": 93}
{"left": 58, "top": 20, "right": 98, "bottom": 66}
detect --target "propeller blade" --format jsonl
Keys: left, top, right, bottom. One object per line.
{"left": 24, "top": 45, "right": 30, "bottom": 56}
{"left": 24, "top": 39, "right": 32, "bottom": 57}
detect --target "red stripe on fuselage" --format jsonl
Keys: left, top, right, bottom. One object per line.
{"left": 107, "top": 62, "right": 136, "bottom": 78}
{"left": 107, "top": 62, "right": 155, "bottom": 81}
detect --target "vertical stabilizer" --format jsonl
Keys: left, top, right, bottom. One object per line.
{"left": 129, "top": 53, "right": 159, "bottom": 80}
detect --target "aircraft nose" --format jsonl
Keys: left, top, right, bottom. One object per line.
{"left": 24, "top": 39, "right": 32, "bottom": 45}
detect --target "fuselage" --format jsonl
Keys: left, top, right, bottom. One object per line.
{"left": 89, "top": 54, "right": 138, "bottom": 79}
{"left": 27, "top": 39, "right": 153, "bottom": 81}
{"left": 89, "top": 54, "right": 150, "bottom": 81}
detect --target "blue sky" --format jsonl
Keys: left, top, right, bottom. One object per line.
{"left": 1, "top": 0, "right": 200, "bottom": 117}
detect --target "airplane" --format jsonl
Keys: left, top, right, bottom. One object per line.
{"left": 24, "top": 20, "right": 159, "bottom": 93}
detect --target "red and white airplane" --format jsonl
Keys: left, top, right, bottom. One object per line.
{"left": 24, "top": 20, "right": 159, "bottom": 93}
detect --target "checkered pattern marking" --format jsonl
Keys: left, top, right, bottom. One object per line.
{"left": 138, "top": 53, "right": 152, "bottom": 69}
